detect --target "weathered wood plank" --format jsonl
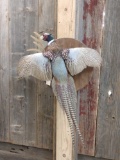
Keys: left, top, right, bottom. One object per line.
{"left": 0, "top": 0, "right": 10, "bottom": 142}
{"left": 9, "top": 0, "right": 56, "bottom": 150}
{"left": 76, "top": 0, "right": 104, "bottom": 155}
{"left": 36, "top": 0, "right": 56, "bottom": 150}
{"left": 56, "top": 1, "right": 76, "bottom": 160}
{"left": 0, "top": 151, "right": 111, "bottom": 160}
{"left": 57, "top": 0, "right": 75, "bottom": 38}
{"left": 0, "top": 142, "right": 111, "bottom": 160}
{"left": 36, "top": 82, "right": 54, "bottom": 149}
{"left": 9, "top": 0, "right": 25, "bottom": 144}
{"left": 23, "top": 0, "right": 39, "bottom": 147}
{"left": 10, "top": 0, "right": 55, "bottom": 149}
{"left": 0, "top": 142, "right": 52, "bottom": 160}
{"left": 75, "top": 0, "right": 84, "bottom": 41}
{"left": 39, "top": 0, "right": 56, "bottom": 36}
{"left": 56, "top": 101, "right": 73, "bottom": 160}
{"left": 78, "top": 154, "right": 111, "bottom": 160}
{"left": 9, "top": 0, "right": 39, "bottom": 146}
{"left": 96, "top": 1, "right": 120, "bottom": 159}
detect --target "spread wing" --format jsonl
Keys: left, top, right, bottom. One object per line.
{"left": 65, "top": 48, "right": 102, "bottom": 76}
{"left": 18, "top": 53, "right": 52, "bottom": 81}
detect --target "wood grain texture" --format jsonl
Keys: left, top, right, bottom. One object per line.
{"left": 78, "top": 154, "right": 110, "bottom": 160}
{"left": 57, "top": 0, "right": 75, "bottom": 38}
{"left": 96, "top": 1, "right": 120, "bottom": 159}
{"left": 56, "top": 101, "right": 73, "bottom": 160}
{"left": 37, "top": 0, "right": 56, "bottom": 150}
{"left": 0, "top": 142, "right": 110, "bottom": 160}
{"left": 0, "top": 0, "right": 10, "bottom": 142}
{"left": 9, "top": 0, "right": 39, "bottom": 146}
{"left": 75, "top": 0, "right": 84, "bottom": 41}
{"left": 56, "top": 1, "right": 76, "bottom": 159}
{"left": 0, "top": 142, "right": 52, "bottom": 160}
{"left": 76, "top": 0, "right": 104, "bottom": 156}
{"left": 38, "top": 0, "right": 56, "bottom": 37}
{"left": 36, "top": 82, "right": 54, "bottom": 149}
{"left": 9, "top": 0, "right": 56, "bottom": 149}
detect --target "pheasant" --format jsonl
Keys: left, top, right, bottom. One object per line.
{"left": 18, "top": 33, "right": 102, "bottom": 148}
{"left": 40, "top": 32, "right": 54, "bottom": 44}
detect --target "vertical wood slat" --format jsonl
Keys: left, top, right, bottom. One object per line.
{"left": 9, "top": 0, "right": 39, "bottom": 146}
{"left": 76, "top": 0, "right": 104, "bottom": 156}
{"left": 0, "top": 0, "right": 10, "bottom": 142}
{"left": 36, "top": 82, "right": 54, "bottom": 149}
{"left": 57, "top": 0, "right": 75, "bottom": 38}
{"left": 9, "top": 0, "right": 56, "bottom": 149}
{"left": 37, "top": 0, "right": 56, "bottom": 150}
{"left": 56, "top": 0, "right": 75, "bottom": 160}
{"left": 38, "top": 0, "right": 56, "bottom": 37}
{"left": 96, "top": 1, "right": 120, "bottom": 159}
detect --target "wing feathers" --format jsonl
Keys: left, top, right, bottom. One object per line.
{"left": 65, "top": 48, "right": 102, "bottom": 76}
{"left": 18, "top": 53, "right": 52, "bottom": 81}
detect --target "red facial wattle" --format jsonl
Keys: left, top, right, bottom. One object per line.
{"left": 43, "top": 35, "right": 48, "bottom": 41}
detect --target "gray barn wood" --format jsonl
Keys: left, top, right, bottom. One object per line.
{"left": 96, "top": 0, "right": 120, "bottom": 159}
{"left": 0, "top": 0, "right": 56, "bottom": 150}
{"left": 75, "top": 0, "right": 104, "bottom": 155}
{"left": 1, "top": 0, "right": 120, "bottom": 159}
{"left": 0, "top": 142, "right": 110, "bottom": 160}
{"left": 0, "top": 0, "right": 10, "bottom": 142}
{"left": 9, "top": 0, "right": 39, "bottom": 146}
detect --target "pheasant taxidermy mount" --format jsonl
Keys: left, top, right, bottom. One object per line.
{"left": 40, "top": 32, "right": 54, "bottom": 44}
{"left": 18, "top": 32, "right": 102, "bottom": 148}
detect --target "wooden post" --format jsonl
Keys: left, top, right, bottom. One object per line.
{"left": 56, "top": 0, "right": 75, "bottom": 160}
{"left": 55, "top": 0, "right": 103, "bottom": 159}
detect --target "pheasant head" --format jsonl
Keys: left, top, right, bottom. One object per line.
{"left": 41, "top": 33, "right": 54, "bottom": 43}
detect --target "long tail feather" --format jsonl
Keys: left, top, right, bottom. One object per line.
{"left": 67, "top": 76, "right": 85, "bottom": 146}
{"left": 53, "top": 80, "right": 75, "bottom": 146}
{"left": 52, "top": 76, "right": 85, "bottom": 147}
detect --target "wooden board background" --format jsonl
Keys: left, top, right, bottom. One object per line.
{"left": 0, "top": 142, "right": 110, "bottom": 160}
{"left": 76, "top": 0, "right": 104, "bottom": 156}
{"left": 1, "top": 0, "right": 120, "bottom": 160}
{"left": 96, "top": 1, "right": 120, "bottom": 160}
{"left": 0, "top": 0, "right": 10, "bottom": 142}
{"left": 56, "top": 1, "right": 76, "bottom": 159}
{"left": 0, "top": 0, "right": 56, "bottom": 150}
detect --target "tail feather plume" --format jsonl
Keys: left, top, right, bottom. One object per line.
{"left": 52, "top": 76, "right": 85, "bottom": 147}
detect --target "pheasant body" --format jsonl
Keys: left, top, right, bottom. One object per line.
{"left": 18, "top": 37, "right": 102, "bottom": 148}
{"left": 52, "top": 56, "right": 68, "bottom": 82}
{"left": 50, "top": 54, "right": 83, "bottom": 146}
